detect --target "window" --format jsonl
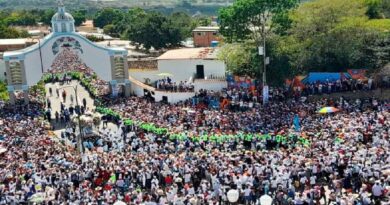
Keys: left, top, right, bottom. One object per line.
{"left": 61, "top": 23, "right": 66, "bottom": 32}
{"left": 212, "top": 32, "right": 217, "bottom": 36}
{"left": 54, "top": 24, "right": 58, "bottom": 32}
{"left": 197, "top": 32, "right": 202, "bottom": 36}
{"left": 69, "top": 23, "right": 74, "bottom": 32}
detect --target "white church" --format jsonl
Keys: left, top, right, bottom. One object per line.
{"left": 3, "top": 1, "right": 130, "bottom": 104}
{"left": 1, "top": 1, "right": 227, "bottom": 104}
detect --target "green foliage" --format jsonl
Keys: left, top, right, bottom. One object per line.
{"left": 277, "top": 0, "right": 390, "bottom": 72}
{"left": 217, "top": 0, "right": 390, "bottom": 83}
{"left": 0, "top": 22, "right": 29, "bottom": 38}
{"left": 195, "top": 16, "right": 212, "bottom": 26}
{"left": 217, "top": 42, "right": 257, "bottom": 77}
{"left": 365, "top": 0, "right": 383, "bottom": 18}
{"left": 93, "top": 8, "right": 123, "bottom": 28}
{"left": 382, "top": 0, "right": 390, "bottom": 18}
{"left": 123, "top": 10, "right": 192, "bottom": 50}
{"left": 364, "top": 18, "right": 390, "bottom": 31}
{"left": 3, "top": 10, "right": 37, "bottom": 26}
{"left": 86, "top": 35, "right": 105, "bottom": 42}
{"left": 95, "top": 107, "right": 121, "bottom": 120}
{"left": 218, "top": 0, "right": 298, "bottom": 43}
{"left": 30, "top": 80, "right": 46, "bottom": 101}
{"left": 218, "top": 37, "right": 293, "bottom": 85}
{"left": 169, "top": 12, "right": 195, "bottom": 38}
{"left": 72, "top": 10, "right": 87, "bottom": 27}
{"left": 0, "top": 81, "right": 9, "bottom": 101}
{"left": 365, "top": 0, "right": 390, "bottom": 19}
{"left": 103, "top": 24, "right": 116, "bottom": 36}
{"left": 361, "top": 33, "right": 390, "bottom": 70}
{"left": 40, "top": 9, "right": 56, "bottom": 25}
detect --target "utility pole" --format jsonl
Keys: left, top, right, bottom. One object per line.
{"left": 262, "top": 34, "right": 267, "bottom": 86}
{"left": 259, "top": 23, "right": 269, "bottom": 104}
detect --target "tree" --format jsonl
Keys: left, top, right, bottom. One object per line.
{"left": 103, "top": 24, "right": 116, "bottom": 36}
{"left": 4, "top": 10, "right": 37, "bottom": 26}
{"left": 218, "top": 0, "right": 298, "bottom": 44}
{"left": 93, "top": 8, "right": 123, "bottom": 28}
{"left": 382, "top": 0, "right": 390, "bottom": 18}
{"left": 361, "top": 33, "right": 390, "bottom": 70}
{"left": 0, "top": 22, "right": 29, "bottom": 38}
{"left": 0, "top": 80, "right": 9, "bottom": 101}
{"left": 125, "top": 12, "right": 169, "bottom": 50}
{"left": 111, "top": 8, "right": 147, "bottom": 38}
{"left": 123, "top": 10, "right": 186, "bottom": 50}
{"left": 169, "top": 12, "right": 194, "bottom": 39}
{"left": 217, "top": 42, "right": 258, "bottom": 77}
{"left": 40, "top": 9, "right": 56, "bottom": 25}
{"left": 72, "top": 10, "right": 87, "bottom": 27}
{"left": 365, "top": 0, "right": 390, "bottom": 19}
{"left": 218, "top": 0, "right": 298, "bottom": 85}
{"left": 278, "top": 0, "right": 390, "bottom": 72}
{"left": 86, "top": 35, "right": 104, "bottom": 42}
{"left": 195, "top": 16, "right": 211, "bottom": 26}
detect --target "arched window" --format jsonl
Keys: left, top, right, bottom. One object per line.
{"left": 61, "top": 23, "right": 66, "bottom": 32}
{"left": 54, "top": 24, "right": 58, "bottom": 32}
{"left": 69, "top": 23, "right": 74, "bottom": 32}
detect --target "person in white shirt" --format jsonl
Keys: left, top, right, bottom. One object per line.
{"left": 310, "top": 175, "right": 316, "bottom": 186}
{"left": 244, "top": 186, "right": 252, "bottom": 204}
{"left": 372, "top": 181, "right": 383, "bottom": 200}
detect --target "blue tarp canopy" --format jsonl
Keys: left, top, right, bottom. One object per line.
{"left": 302, "top": 72, "right": 351, "bottom": 84}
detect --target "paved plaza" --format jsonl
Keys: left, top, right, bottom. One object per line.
{"left": 45, "top": 80, "right": 95, "bottom": 118}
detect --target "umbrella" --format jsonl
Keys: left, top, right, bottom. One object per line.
{"left": 29, "top": 193, "right": 45, "bottom": 203}
{"left": 227, "top": 189, "right": 239, "bottom": 203}
{"left": 260, "top": 194, "right": 273, "bottom": 205}
{"left": 157, "top": 73, "right": 173, "bottom": 77}
{"left": 0, "top": 147, "right": 7, "bottom": 154}
{"left": 318, "top": 107, "right": 340, "bottom": 114}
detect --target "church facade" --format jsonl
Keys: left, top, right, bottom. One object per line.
{"left": 3, "top": 1, "right": 130, "bottom": 104}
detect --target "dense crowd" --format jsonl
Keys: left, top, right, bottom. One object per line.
{"left": 1, "top": 79, "right": 390, "bottom": 204}
{"left": 293, "top": 78, "right": 376, "bottom": 97}
{"left": 51, "top": 48, "right": 87, "bottom": 73}
{"left": 49, "top": 48, "right": 109, "bottom": 96}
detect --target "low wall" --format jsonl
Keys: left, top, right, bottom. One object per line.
{"left": 129, "top": 75, "right": 195, "bottom": 103}
{"left": 194, "top": 79, "right": 227, "bottom": 92}
{"left": 154, "top": 91, "right": 195, "bottom": 103}
{"left": 128, "top": 59, "right": 158, "bottom": 70}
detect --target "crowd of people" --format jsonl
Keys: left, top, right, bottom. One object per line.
{"left": 155, "top": 78, "right": 194, "bottom": 92}
{"left": 49, "top": 47, "right": 110, "bottom": 96}
{"left": 50, "top": 47, "right": 88, "bottom": 74}
{"left": 0, "top": 71, "right": 390, "bottom": 204}
{"left": 293, "top": 78, "right": 377, "bottom": 97}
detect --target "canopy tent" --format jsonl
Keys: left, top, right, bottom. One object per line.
{"left": 301, "top": 72, "right": 351, "bottom": 84}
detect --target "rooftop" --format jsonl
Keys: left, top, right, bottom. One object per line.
{"left": 157, "top": 47, "right": 219, "bottom": 60}
{"left": 0, "top": 39, "right": 28, "bottom": 46}
{"left": 193, "top": 26, "right": 220, "bottom": 32}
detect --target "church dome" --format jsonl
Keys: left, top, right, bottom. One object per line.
{"left": 51, "top": 0, "right": 75, "bottom": 33}
{"left": 51, "top": 12, "right": 74, "bottom": 22}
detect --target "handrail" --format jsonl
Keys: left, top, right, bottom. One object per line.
{"left": 128, "top": 76, "right": 156, "bottom": 92}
